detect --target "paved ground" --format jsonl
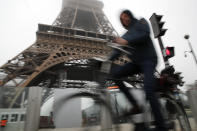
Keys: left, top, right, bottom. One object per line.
{"left": 39, "top": 118, "right": 197, "bottom": 131}
{"left": 188, "top": 118, "right": 197, "bottom": 131}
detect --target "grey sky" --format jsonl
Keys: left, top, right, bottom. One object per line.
{"left": 0, "top": 0, "right": 197, "bottom": 85}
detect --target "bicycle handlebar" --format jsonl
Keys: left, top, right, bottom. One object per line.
{"left": 107, "top": 42, "right": 134, "bottom": 55}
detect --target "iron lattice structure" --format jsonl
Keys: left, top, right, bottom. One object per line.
{"left": 0, "top": 0, "right": 129, "bottom": 107}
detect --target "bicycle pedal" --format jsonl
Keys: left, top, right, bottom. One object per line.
{"left": 124, "top": 107, "right": 143, "bottom": 116}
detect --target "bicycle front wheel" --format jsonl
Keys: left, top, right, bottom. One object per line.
{"left": 54, "top": 92, "right": 120, "bottom": 131}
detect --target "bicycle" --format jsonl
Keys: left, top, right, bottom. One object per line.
{"left": 54, "top": 43, "right": 191, "bottom": 131}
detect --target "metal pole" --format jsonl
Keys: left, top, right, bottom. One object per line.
{"left": 24, "top": 87, "right": 42, "bottom": 131}
{"left": 184, "top": 34, "right": 197, "bottom": 65}
{"left": 101, "top": 91, "right": 112, "bottom": 131}
{"left": 187, "top": 39, "right": 197, "bottom": 65}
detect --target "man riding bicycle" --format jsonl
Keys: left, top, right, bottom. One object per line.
{"left": 108, "top": 9, "right": 169, "bottom": 131}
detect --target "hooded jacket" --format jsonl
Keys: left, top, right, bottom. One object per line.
{"left": 109, "top": 18, "right": 157, "bottom": 63}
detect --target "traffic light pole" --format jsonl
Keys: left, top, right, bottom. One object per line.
{"left": 157, "top": 36, "right": 170, "bottom": 67}
{"left": 149, "top": 13, "right": 170, "bottom": 67}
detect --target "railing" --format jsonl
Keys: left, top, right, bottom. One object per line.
{"left": 37, "top": 24, "right": 114, "bottom": 42}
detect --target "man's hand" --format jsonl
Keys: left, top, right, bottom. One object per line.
{"left": 114, "top": 37, "right": 128, "bottom": 45}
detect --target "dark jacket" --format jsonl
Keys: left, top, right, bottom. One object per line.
{"left": 109, "top": 18, "right": 157, "bottom": 63}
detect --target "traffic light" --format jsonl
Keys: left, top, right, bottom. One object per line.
{"left": 163, "top": 47, "right": 175, "bottom": 60}
{"left": 149, "top": 13, "right": 167, "bottom": 38}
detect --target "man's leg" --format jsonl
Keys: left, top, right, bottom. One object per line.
{"left": 141, "top": 61, "right": 167, "bottom": 130}
{"left": 111, "top": 62, "right": 140, "bottom": 109}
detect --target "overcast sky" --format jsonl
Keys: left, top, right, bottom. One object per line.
{"left": 0, "top": 0, "right": 197, "bottom": 86}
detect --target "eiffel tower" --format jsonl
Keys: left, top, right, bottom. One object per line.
{"left": 0, "top": 0, "right": 129, "bottom": 107}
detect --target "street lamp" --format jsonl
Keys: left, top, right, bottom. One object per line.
{"left": 184, "top": 34, "right": 197, "bottom": 65}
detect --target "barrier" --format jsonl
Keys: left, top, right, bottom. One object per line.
{"left": 187, "top": 88, "right": 197, "bottom": 125}
{"left": 24, "top": 87, "right": 42, "bottom": 131}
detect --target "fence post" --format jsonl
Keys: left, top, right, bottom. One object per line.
{"left": 101, "top": 91, "right": 112, "bottom": 131}
{"left": 24, "top": 87, "right": 42, "bottom": 131}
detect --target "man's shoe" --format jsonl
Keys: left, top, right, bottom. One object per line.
{"left": 134, "top": 123, "right": 150, "bottom": 131}
{"left": 154, "top": 121, "right": 175, "bottom": 131}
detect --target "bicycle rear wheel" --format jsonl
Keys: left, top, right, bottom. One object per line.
{"left": 143, "top": 96, "right": 191, "bottom": 131}
{"left": 161, "top": 96, "right": 192, "bottom": 131}
{"left": 55, "top": 91, "right": 120, "bottom": 131}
